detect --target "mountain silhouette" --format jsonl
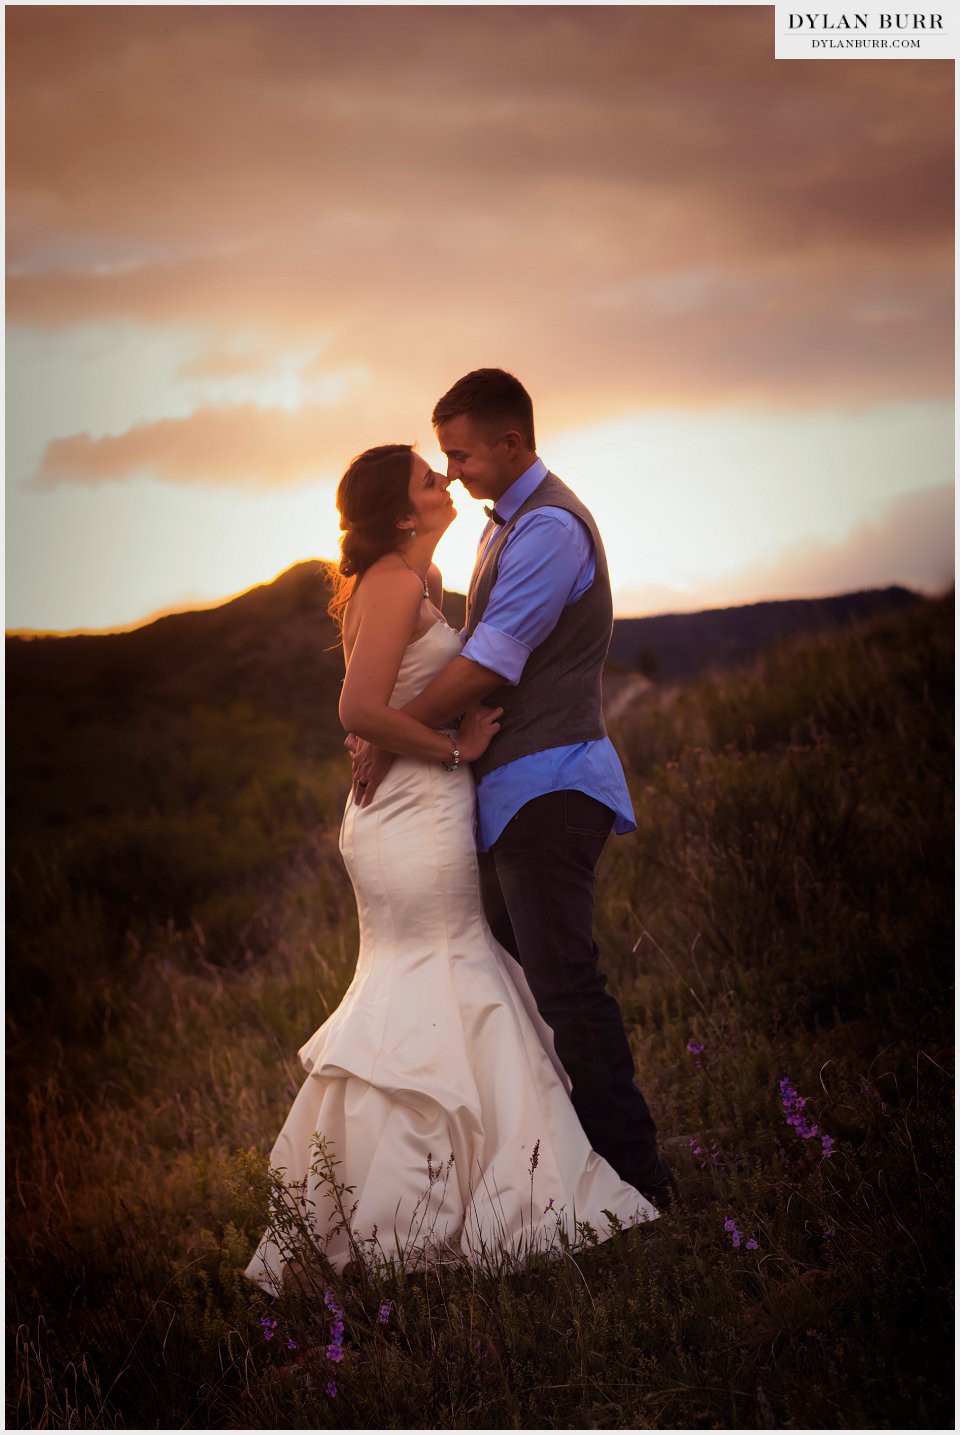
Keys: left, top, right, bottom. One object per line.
{"left": 606, "top": 587, "right": 920, "bottom": 681}
{"left": 7, "top": 562, "right": 922, "bottom": 751}
{"left": 7, "top": 562, "right": 921, "bottom": 841}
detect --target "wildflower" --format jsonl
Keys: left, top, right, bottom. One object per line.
{"left": 326, "top": 1308, "right": 346, "bottom": 1365}
{"left": 326, "top": 1379, "right": 338, "bottom": 1398}
{"left": 285, "top": 1339, "right": 298, "bottom": 1349}
{"left": 724, "top": 1216, "right": 759, "bottom": 1250}
{"left": 780, "top": 1077, "right": 834, "bottom": 1158}
{"left": 686, "top": 1039, "right": 705, "bottom": 1069}
{"left": 688, "top": 1135, "right": 720, "bottom": 1170}
{"left": 260, "top": 1314, "right": 279, "bottom": 1341}
{"left": 545, "top": 1196, "right": 555, "bottom": 1210}
{"left": 723, "top": 1216, "right": 743, "bottom": 1248}
{"left": 779, "top": 1077, "right": 819, "bottom": 1140}
{"left": 824, "top": 1225, "right": 836, "bottom": 1237}
{"left": 377, "top": 1301, "right": 392, "bottom": 1326}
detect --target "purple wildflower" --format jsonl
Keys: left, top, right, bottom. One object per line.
{"left": 824, "top": 1225, "right": 836, "bottom": 1237}
{"left": 326, "top": 1379, "right": 338, "bottom": 1398}
{"left": 285, "top": 1339, "right": 298, "bottom": 1350}
{"left": 780, "top": 1077, "right": 834, "bottom": 1158}
{"left": 327, "top": 1314, "right": 345, "bottom": 1366}
{"left": 545, "top": 1196, "right": 555, "bottom": 1211}
{"left": 686, "top": 1039, "right": 705, "bottom": 1069}
{"left": 377, "top": 1301, "right": 392, "bottom": 1326}
{"left": 779, "top": 1077, "right": 819, "bottom": 1140}
{"left": 260, "top": 1314, "right": 278, "bottom": 1341}
{"left": 688, "top": 1136, "right": 720, "bottom": 1171}
{"left": 724, "top": 1216, "right": 759, "bottom": 1250}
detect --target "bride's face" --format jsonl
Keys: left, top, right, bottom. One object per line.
{"left": 402, "top": 454, "right": 456, "bottom": 538}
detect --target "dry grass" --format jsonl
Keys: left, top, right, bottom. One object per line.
{"left": 6, "top": 593, "right": 953, "bottom": 1428}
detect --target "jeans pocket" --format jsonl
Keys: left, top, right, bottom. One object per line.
{"left": 563, "top": 791, "right": 615, "bottom": 838}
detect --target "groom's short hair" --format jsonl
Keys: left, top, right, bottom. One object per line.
{"left": 432, "top": 368, "right": 536, "bottom": 449}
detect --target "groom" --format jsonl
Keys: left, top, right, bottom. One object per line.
{"left": 352, "top": 367, "right": 677, "bottom": 1209}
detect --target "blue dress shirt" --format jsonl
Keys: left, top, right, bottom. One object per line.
{"left": 460, "top": 458, "right": 637, "bottom": 852}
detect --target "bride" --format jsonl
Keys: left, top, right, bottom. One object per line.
{"left": 244, "top": 444, "right": 657, "bottom": 1291}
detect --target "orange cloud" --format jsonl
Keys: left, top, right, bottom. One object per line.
{"left": 616, "top": 484, "right": 954, "bottom": 615}
{"left": 31, "top": 398, "right": 425, "bottom": 490}
{"left": 7, "top": 9, "right": 952, "bottom": 260}
{"left": 7, "top": 6, "right": 953, "bottom": 488}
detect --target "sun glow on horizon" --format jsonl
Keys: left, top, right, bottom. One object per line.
{"left": 5, "top": 398, "right": 952, "bottom": 636}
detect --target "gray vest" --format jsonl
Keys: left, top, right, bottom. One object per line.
{"left": 465, "top": 472, "right": 611, "bottom": 780}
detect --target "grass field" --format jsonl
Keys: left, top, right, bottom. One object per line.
{"left": 7, "top": 592, "right": 953, "bottom": 1429}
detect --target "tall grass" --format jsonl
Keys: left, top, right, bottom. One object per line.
{"left": 7, "top": 595, "right": 953, "bottom": 1428}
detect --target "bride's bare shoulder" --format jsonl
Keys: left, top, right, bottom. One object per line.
{"left": 342, "top": 558, "right": 423, "bottom": 657}
{"left": 352, "top": 556, "right": 424, "bottom": 606}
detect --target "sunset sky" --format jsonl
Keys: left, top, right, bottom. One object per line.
{"left": 5, "top": 4, "right": 955, "bottom": 632}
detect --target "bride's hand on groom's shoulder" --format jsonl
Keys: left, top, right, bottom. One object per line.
{"left": 349, "top": 737, "right": 395, "bottom": 808}
{"left": 457, "top": 705, "right": 503, "bottom": 763}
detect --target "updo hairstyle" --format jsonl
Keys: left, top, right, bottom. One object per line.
{"left": 327, "top": 443, "right": 415, "bottom": 627}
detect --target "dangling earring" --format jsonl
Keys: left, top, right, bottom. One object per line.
{"left": 410, "top": 528, "right": 416, "bottom": 538}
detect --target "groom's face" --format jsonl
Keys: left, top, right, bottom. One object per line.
{"left": 436, "top": 414, "right": 513, "bottom": 503}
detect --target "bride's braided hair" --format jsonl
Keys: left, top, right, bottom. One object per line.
{"left": 326, "top": 443, "right": 415, "bottom": 627}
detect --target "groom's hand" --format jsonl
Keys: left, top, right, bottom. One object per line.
{"left": 348, "top": 736, "right": 395, "bottom": 807}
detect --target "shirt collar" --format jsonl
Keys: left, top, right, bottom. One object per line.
{"left": 493, "top": 457, "right": 548, "bottom": 523}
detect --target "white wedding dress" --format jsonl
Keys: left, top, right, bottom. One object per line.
{"left": 244, "top": 620, "right": 657, "bottom": 1291}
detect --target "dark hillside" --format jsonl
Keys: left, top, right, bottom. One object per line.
{"left": 7, "top": 561, "right": 344, "bottom": 748}
{"left": 6, "top": 568, "right": 920, "bottom": 839}
{"left": 607, "top": 585, "right": 920, "bottom": 679}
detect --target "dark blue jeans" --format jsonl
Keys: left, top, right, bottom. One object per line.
{"left": 478, "top": 788, "right": 660, "bottom": 1189}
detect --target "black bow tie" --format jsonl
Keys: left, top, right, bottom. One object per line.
{"left": 484, "top": 506, "right": 505, "bottom": 526}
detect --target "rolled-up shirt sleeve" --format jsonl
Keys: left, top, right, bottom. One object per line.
{"left": 461, "top": 621, "right": 532, "bottom": 685}
{"left": 461, "top": 511, "right": 590, "bottom": 685}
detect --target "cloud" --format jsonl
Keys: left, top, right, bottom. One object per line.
{"left": 615, "top": 484, "right": 954, "bottom": 614}
{"left": 30, "top": 395, "right": 425, "bottom": 491}
{"left": 6, "top": 7, "right": 952, "bottom": 447}
{"left": 6, "top": 9, "right": 952, "bottom": 256}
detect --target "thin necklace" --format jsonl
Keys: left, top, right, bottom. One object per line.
{"left": 399, "top": 552, "right": 429, "bottom": 598}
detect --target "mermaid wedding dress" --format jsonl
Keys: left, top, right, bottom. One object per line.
{"left": 244, "top": 620, "right": 656, "bottom": 1291}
